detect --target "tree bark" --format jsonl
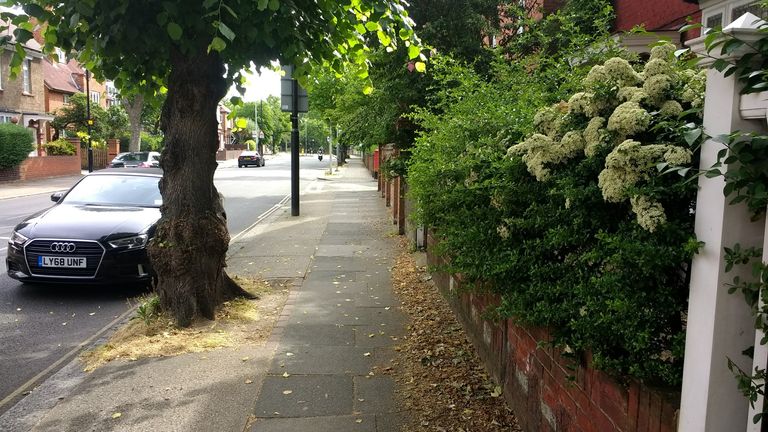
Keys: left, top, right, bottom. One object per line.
{"left": 147, "top": 51, "right": 251, "bottom": 327}
{"left": 123, "top": 94, "right": 144, "bottom": 152}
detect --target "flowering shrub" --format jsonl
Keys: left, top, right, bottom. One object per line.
{"left": 409, "top": 42, "right": 702, "bottom": 386}
{"left": 44, "top": 139, "right": 76, "bottom": 156}
{"left": 510, "top": 43, "right": 702, "bottom": 232}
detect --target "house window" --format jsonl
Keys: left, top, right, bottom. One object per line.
{"left": 706, "top": 13, "right": 724, "bottom": 29}
{"left": 703, "top": 1, "right": 768, "bottom": 32}
{"left": 90, "top": 91, "right": 100, "bottom": 104}
{"left": 63, "top": 94, "right": 70, "bottom": 104}
{"left": 733, "top": 1, "right": 768, "bottom": 20}
{"left": 0, "top": 115, "right": 13, "bottom": 123}
{"left": 22, "top": 59, "right": 31, "bottom": 94}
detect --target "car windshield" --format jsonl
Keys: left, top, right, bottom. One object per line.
{"left": 124, "top": 153, "right": 150, "bottom": 162}
{"left": 62, "top": 175, "right": 162, "bottom": 207}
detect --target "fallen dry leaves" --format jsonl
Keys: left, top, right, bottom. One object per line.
{"left": 390, "top": 237, "right": 520, "bottom": 432}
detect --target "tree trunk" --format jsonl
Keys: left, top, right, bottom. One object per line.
{"left": 124, "top": 94, "right": 144, "bottom": 152}
{"left": 147, "top": 51, "right": 251, "bottom": 327}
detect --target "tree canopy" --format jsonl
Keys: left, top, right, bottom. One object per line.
{"left": 6, "top": 1, "right": 424, "bottom": 95}
{"left": 3, "top": 0, "right": 425, "bottom": 326}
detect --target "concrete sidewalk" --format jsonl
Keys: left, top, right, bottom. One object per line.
{"left": 0, "top": 174, "right": 84, "bottom": 201}
{"left": 0, "top": 156, "right": 407, "bottom": 432}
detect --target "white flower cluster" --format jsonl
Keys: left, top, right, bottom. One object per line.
{"left": 568, "top": 92, "right": 595, "bottom": 116}
{"left": 681, "top": 69, "right": 707, "bottom": 110}
{"left": 598, "top": 139, "right": 692, "bottom": 228}
{"left": 604, "top": 57, "right": 642, "bottom": 87}
{"left": 643, "top": 74, "right": 672, "bottom": 106}
{"left": 599, "top": 139, "right": 692, "bottom": 202}
{"left": 584, "top": 116, "right": 607, "bottom": 157}
{"left": 630, "top": 195, "right": 666, "bottom": 232}
{"left": 583, "top": 65, "right": 611, "bottom": 90}
{"left": 607, "top": 102, "right": 651, "bottom": 137}
{"left": 508, "top": 42, "right": 704, "bottom": 232}
{"left": 533, "top": 105, "right": 565, "bottom": 138}
{"left": 509, "top": 131, "right": 585, "bottom": 181}
{"left": 643, "top": 58, "right": 671, "bottom": 78}
{"left": 497, "top": 224, "right": 510, "bottom": 240}
{"left": 618, "top": 86, "right": 647, "bottom": 104}
{"left": 659, "top": 100, "right": 683, "bottom": 118}
{"left": 650, "top": 43, "right": 676, "bottom": 61}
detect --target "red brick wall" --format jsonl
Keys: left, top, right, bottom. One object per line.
{"left": 216, "top": 149, "right": 242, "bottom": 161}
{"left": 615, "top": 0, "right": 699, "bottom": 33}
{"left": 425, "top": 231, "right": 679, "bottom": 432}
{"left": 0, "top": 155, "right": 80, "bottom": 182}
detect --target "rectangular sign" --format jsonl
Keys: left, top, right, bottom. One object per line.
{"left": 38, "top": 256, "right": 87, "bottom": 268}
{"left": 280, "top": 65, "right": 309, "bottom": 113}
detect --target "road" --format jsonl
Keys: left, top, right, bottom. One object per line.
{"left": 0, "top": 153, "right": 330, "bottom": 413}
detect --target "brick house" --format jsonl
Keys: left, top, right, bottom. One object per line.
{"left": 217, "top": 103, "right": 232, "bottom": 151}
{"left": 0, "top": 20, "right": 53, "bottom": 155}
{"left": 614, "top": 0, "right": 702, "bottom": 53}
{"left": 42, "top": 56, "right": 109, "bottom": 141}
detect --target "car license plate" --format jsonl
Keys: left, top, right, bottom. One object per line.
{"left": 37, "top": 256, "right": 87, "bottom": 268}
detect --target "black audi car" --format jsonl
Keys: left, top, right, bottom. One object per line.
{"left": 6, "top": 169, "right": 163, "bottom": 285}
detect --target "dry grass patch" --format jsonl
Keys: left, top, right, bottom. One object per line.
{"left": 80, "top": 276, "right": 290, "bottom": 371}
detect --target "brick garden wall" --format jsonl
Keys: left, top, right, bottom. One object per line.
{"left": 216, "top": 149, "right": 242, "bottom": 161}
{"left": 0, "top": 155, "right": 80, "bottom": 182}
{"left": 424, "top": 231, "right": 680, "bottom": 432}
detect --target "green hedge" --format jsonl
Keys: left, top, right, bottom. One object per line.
{"left": 408, "top": 46, "right": 701, "bottom": 386}
{"left": 0, "top": 123, "right": 34, "bottom": 169}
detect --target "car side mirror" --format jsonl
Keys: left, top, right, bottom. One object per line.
{"left": 50, "top": 191, "right": 64, "bottom": 202}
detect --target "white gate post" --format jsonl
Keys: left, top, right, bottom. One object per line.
{"left": 680, "top": 14, "right": 768, "bottom": 432}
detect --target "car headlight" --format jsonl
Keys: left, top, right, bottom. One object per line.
{"left": 9, "top": 231, "right": 28, "bottom": 246}
{"left": 108, "top": 234, "right": 148, "bottom": 250}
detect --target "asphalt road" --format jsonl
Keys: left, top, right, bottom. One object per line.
{"left": 0, "top": 153, "right": 330, "bottom": 414}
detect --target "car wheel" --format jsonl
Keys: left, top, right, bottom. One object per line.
{"left": 238, "top": 164, "right": 242, "bottom": 168}
{"left": 261, "top": 160, "right": 265, "bottom": 167}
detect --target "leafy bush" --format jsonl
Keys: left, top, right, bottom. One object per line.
{"left": 44, "top": 138, "right": 76, "bottom": 155}
{"left": 141, "top": 132, "right": 163, "bottom": 151}
{"left": 408, "top": 44, "right": 703, "bottom": 386}
{"left": 0, "top": 123, "right": 34, "bottom": 169}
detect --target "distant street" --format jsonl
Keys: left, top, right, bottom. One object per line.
{"left": 0, "top": 152, "right": 331, "bottom": 413}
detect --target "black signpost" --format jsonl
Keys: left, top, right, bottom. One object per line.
{"left": 280, "top": 66, "right": 308, "bottom": 216}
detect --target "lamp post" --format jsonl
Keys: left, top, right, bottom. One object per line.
{"left": 85, "top": 69, "right": 93, "bottom": 173}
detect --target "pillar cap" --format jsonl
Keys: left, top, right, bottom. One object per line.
{"left": 686, "top": 12, "right": 766, "bottom": 67}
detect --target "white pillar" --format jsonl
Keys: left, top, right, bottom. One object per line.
{"left": 680, "top": 15, "right": 768, "bottom": 431}
{"left": 747, "top": 219, "right": 768, "bottom": 432}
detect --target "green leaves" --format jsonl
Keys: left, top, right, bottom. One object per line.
{"left": 208, "top": 36, "right": 227, "bottom": 52}
{"left": 166, "top": 22, "right": 182, "bottom": 40}
{"left": 257, "top": 0, "right": 269, "bottom": 10}
{"left": 218, "top": 22, "right": 235, "bottom": 41}
{"left": 408, "top": 44, "right": 420, "bottom": 59}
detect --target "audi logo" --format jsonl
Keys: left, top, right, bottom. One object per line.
{"left": 50, "top": 242, "right": 76, "bottom": 253}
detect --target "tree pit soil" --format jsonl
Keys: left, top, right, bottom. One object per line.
{"left": 390, "top": 237, "right": 521, "bottom": 431}
{"left": 80, "top": 276, "right": 289, "bottom": 372}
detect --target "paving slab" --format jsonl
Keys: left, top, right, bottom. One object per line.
{"left": 250, "top": 414, "right": 378, "bottom": 432}
{"left": 354, "top": 377, "right": 397, "bottom": 414}
{"left": 268, "top": 346, "right": 375, "bottom": 375}
{"left": 279, "top": 323, "right": 356, "bottom": 346}
{"left": 253, "top": 375, "right": 353, "bottom": 417}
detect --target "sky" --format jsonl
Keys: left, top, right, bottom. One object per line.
{"left": 228, "top": 64, "right": 282, "bottom": 102}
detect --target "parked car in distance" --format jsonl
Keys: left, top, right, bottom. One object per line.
{"left": 238, "top": 151, "right": 264, "bottom": 168}
{"left": 5, "top": 168, "right": 164, "bottom": 285}
{"left": 109, "top": 151, "right": 161, "bottom": 168}
{"left": 108, "top": 152, "right": 131, "bottom": 168}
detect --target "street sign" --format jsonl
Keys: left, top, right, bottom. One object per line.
{"left": 280, "top": 66, "right": 308, "bottom": 113}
